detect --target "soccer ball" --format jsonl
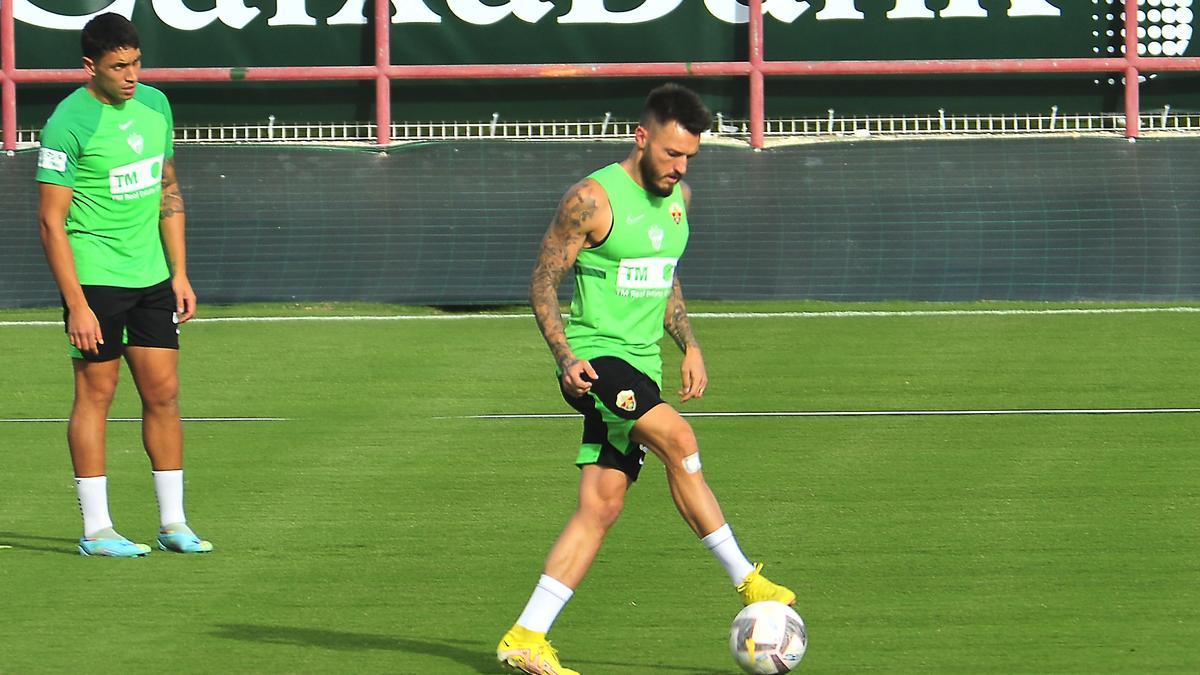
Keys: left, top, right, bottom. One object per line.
{"left": 729, "top": 601, "right": 807, "bottom": 674}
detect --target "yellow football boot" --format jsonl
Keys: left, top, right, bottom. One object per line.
{"left": 736, "top": 562, "right": 797, "bottom": 606}
{"left": 497, "top": 625, "right": 580, "bottom": 675}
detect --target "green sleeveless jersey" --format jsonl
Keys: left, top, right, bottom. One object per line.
{"left": 36, "top": 85, "right": 174, "bottom": 288}
{"left": 565, "top": 163, "right": 690, "bottom": 386}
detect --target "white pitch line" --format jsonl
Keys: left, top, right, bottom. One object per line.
{"left": 0, "top": 314, "right": 527, "bottom": 326}
{"left": 0, "top": 417, "right": 288, "bottom": 423}
{"left": 458, "top": 408, "right": 1200, "bottom": 420}
{"left": 1, "top": 306, "right": 1198, "bottom": 327}
{"left": 693, "top": 307, "right": 1200, "bottom": 319}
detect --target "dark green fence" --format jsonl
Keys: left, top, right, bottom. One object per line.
{"left": 3, "top": 137, "right": 1197, "bottom": 307}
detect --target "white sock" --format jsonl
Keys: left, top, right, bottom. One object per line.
{"left": 702, "top": 523, "right": 756, "bottom": 585}
{"left": 152, "top": 469, "right": 187, "bottom": 528}
{"left": 516, "top": 574, "right": 575, "bottom": 634}
{"left": 75, "top": 475, "right": 114, "bottom": 537}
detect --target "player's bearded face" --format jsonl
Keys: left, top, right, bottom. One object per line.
{"left": 637, "top": 120, "right": 700, "bottom": 198}
{"left": 85, "top": 46, "right": 141, "bottom": 104}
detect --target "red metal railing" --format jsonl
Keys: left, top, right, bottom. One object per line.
{"left": 3, "top": 0, "right": 1198, "bottom": 151}
{"left": 1, "top": 0, "right": 15, "bottom": 151}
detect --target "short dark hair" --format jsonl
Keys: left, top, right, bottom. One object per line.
{"left": 81, "top": 13, "right": 139, "bottom": 61}
{"left": 640, "top": 83, "right": 712, "bottom": 135}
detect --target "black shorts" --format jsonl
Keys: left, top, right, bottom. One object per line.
{"left": 561, "top": 356, "right": 666, "bottom": 481}
{"left": 62, "top": 279, "right": 180, "bottom": 362}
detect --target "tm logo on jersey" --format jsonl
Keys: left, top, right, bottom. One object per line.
{"left": 109, "top": 155, "right": 163, "bottom": 201}
{"left": 617, "top": 257, "right": 677, "bottom": 297}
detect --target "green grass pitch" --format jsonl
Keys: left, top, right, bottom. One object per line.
{"left": 1, "top": 302, "right": 1197, "bottom": 673}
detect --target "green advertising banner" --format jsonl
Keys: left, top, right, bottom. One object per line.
{"left": 9, "top": 1, "right": 1199, "bottom": 125}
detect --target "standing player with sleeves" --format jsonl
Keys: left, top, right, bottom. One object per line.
{"left": 36, "top": 13, "right": 211, "bottom": 557}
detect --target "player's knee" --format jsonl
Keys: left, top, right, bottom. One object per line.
{"left": 662, "top": 425, "right": 699, "bottom": 461}
{"left": 75, "top": 387, "right": 115, "bottom": 409}
{"left": 75, "top": 376, "right": 117, "bottom": 407}
{"left": 581, "top": 492, "right": 625, "bottom": 529}
{"left": 138, "top": 377, "right": 179, "bottom": 410}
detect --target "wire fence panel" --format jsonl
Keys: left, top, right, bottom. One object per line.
{"left": 2, "top": 137, "right": 1197, "bottom": 307}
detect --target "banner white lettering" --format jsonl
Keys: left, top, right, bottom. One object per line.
{"left": 888, "top": 0, "right": 934, "bottom": 20}
{"left": 327, "top": 0, "right": 442, "bottom": 25}
{"left": 815, "top": 0, "right": 862, "bottom": 21}
{"left": 446, "top": 0, "right": 555, "bottom": 26}
{"left": 703, "top": 0, "right": 809, "bottom": 25}
{"left": 559, "top": 0, "right": 683, "bottom": 25}
{"left": 14, "top": 0, "right": 1068, "bottom": 29}
{"left": 940, "top": 0, "right": 987, "bottom": 18}
{"left": 1010, "top": 0, "right": 1061, "bottom": 18}
{"left": 150, "top": 0, "right": 260, "bottom": 31}
{"left": 269, "top": 0, "right": 318, "bottom": 27}
{"left": 14, "top": 0, "right": 134, "bottom": 30}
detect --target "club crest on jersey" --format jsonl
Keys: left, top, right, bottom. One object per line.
{"left": 670, "top": 202, "right": 683, "bottom": 225}
{"left": 615, "top": 390, "right": 637, "bottom": 412}
{"left": 126, "top": 132, "right": 144, "bottom": 154}
{"left": 648, "top": 224, "right": 665, "bottom": 251}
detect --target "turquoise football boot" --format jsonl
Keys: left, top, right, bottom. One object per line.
{"left": 156, "top": 523, "right": 213, "bottom": 554}
{"left": 78, "top": 533, "right": 151, "bottom": 557}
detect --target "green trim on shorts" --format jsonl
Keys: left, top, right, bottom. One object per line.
{"left": 67, "top": 326, "right": 128, "bottom": 359}
{"left": 575, "top": 442, "right": 603, "bottom": 465}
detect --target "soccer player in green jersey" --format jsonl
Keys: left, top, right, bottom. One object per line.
{"left": 497, "top": 84, "right": 794, "bottom": 675}
{"left": 36, "top": 13, "right": 211, "bottom": 557}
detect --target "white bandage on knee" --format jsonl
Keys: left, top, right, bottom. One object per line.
{"left": 682, "top": 452, "right": 702, "bottom": 474}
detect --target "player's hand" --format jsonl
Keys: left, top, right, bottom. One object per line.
{"left": 172, "top": 273, "right": 197, "bottom": 323}
{"left": 678, "top": 347, "right": 708, "bottom": 403}
{"left": 67, "top": 304, "right": 103, "bottom": 356}
{"left": 560, "top": 357, "right": 599, "bottom": 398}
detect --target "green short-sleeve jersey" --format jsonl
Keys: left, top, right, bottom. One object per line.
{"left": 565, "top": 163, "right": 690, "bottom": 386}
{"left": 36, "top": 85, "right": 174, "bottom": 288}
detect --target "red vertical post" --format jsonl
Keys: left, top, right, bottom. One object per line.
{"left": 1124, "top": 0, "right": 1140, "bottom": 138}
{"left": 2, "top": 0, "right": 17, "bottom": 152}
{"left": 748, "top": 0, "right": 765, "bottom": 149}
{"left": 375, "top": 0, "right": 391, "bottom": 146}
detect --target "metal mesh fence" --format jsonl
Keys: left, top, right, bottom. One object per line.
{"left": 2, "top": 137, "right": 1197, "bottom": 307}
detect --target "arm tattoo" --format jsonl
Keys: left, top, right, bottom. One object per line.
{"left": 664, "top": 276, "right": 700, "bottom": 353}
{"left": 530, "top": 185, "right": 597, "bottom": 368}
{"left": 160, "top": 160, "right": 185, "bottom": 220}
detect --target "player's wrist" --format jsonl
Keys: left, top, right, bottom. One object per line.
{"left": 63, "top": 294, "right": 89, "bottom": 311}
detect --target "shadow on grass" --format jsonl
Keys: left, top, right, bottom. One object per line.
{"left": 212, "top": 624, "right": 498, "bottom": 673}
{"left": 0, "top": 531, "right": 77, "bottom": 556}
{"left": 211, "top": 624, "right": 729, "bottom": 674}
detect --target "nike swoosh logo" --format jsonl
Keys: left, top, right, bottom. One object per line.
{"left": 626, "top": 213, "right": 646, "bottom": 224}
{"left": 119, "top": 120, "right": 135, "bottom": 130}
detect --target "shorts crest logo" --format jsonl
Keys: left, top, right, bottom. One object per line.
{"left": 615, "top": 389, "right": 637, "bottom": 412}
